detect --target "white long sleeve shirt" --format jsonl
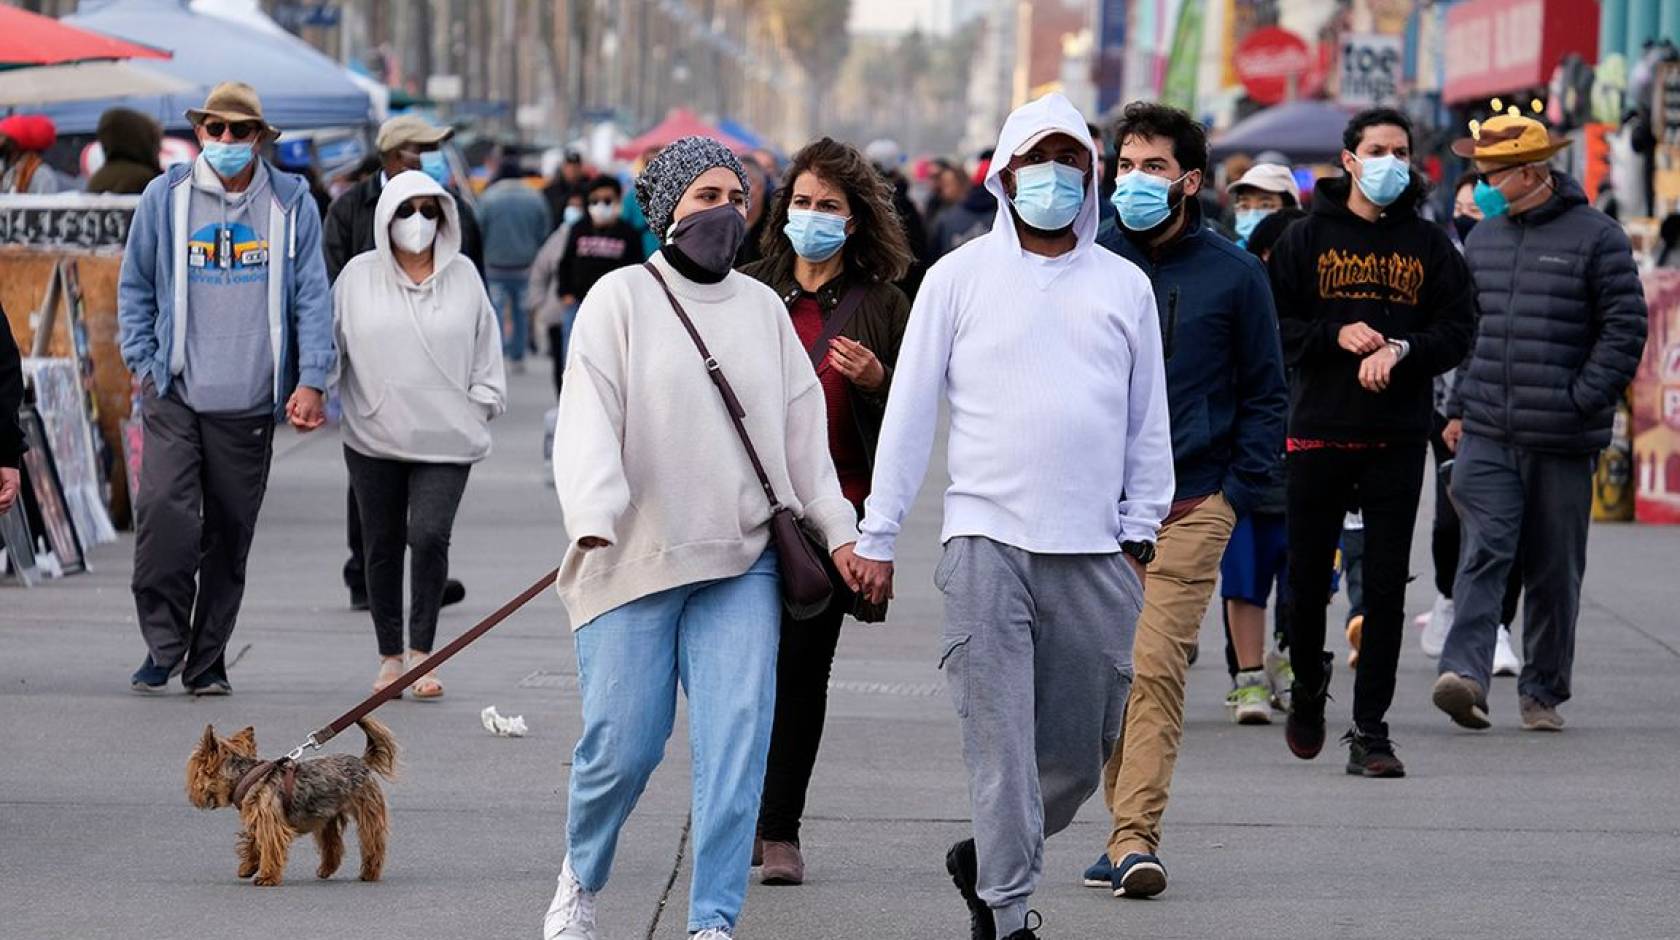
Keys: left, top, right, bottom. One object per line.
{"left": 855, "top": 93, "right": 1174, "bottom": 561}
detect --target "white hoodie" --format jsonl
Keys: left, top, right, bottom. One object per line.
{"left": 855, "top": 93, "right": 1175, "bottom": 560}
{"left": 331, "top": 170, "right": 507, "bottom": 463}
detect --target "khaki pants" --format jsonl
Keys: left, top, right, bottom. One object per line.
{"left": 1102, "top": 493, "right": 1236, "bottom": 858}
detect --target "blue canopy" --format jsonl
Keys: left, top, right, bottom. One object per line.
{"left": 1209, "top": 100, "right": 1358, "bottom": 164}
{"left": 24, "top": 0, "right": 372, "bottom": 135}
{"left": 717, "top": 118, "right": 768, "bottom": 151}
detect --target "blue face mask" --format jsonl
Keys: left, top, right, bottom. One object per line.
{"left": 419, "top": 150, "right": 450, "bottom": 185}
{"left": 784, "top": 208, "right": 850, "bottom": 262}
{"left": 563, "top": 205, "right": 584, "bottom": 226}
{"left": 202, "top": 141, "right": 254, "bottom": 178}
{"left": 1010, "top": 161, "right": 1086, "bottom": 232}
{"left": 1111, "top": 170, "right": 1186, "bottom": 231}
{"left": 1234, "top": 207, "right": 1273, "bottom": 245}
{"left": 1352, "top": 153, "right": 1410, "bottom": 207}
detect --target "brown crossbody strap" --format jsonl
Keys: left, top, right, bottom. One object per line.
{"left": 643, "top": 261, "right": 784, "bottom": 511}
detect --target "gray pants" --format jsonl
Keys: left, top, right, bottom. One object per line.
{"left": 131, "top": 387, "right": 273, "bottom": 687}
{"left": 938, "top": 536, "right": 1141, "bottom": 935}
{"left": 1440, "top": 433, "right": 1592, "bottom": 706}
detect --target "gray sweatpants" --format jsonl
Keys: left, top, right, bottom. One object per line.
{"left": 1440, "top": 433, "right": 1592, "bottom": 706}
{"left": 937, "top": 536, "right": 1142, "bottom": 935}
{"left": 131, "top": 386, "right": 274, "bottom": 687}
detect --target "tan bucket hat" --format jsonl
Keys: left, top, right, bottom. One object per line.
{"left": 1450, "top": 113, "right": 1570, "bottom": 166}
{"left": 185, "top": 81, "right": 278, "bottom": 139}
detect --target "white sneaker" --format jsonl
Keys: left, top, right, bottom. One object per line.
{"left": 691, "top": 930, "right": 734, "bottom": 939}
{"left": 1264, "top": 648, "right": 1294, "bottom": 712}
{"left": 1421, "top": 594, "right": 1453, "bottom": 658}
{"left": 543, "top": 857, "right": 598, "bottom": 940}
{"left": 1493, "top": 625, "right": 1521, "bottom": 677}
{"left": 1226, "top": 671, "right": 1273, "bottom": 725}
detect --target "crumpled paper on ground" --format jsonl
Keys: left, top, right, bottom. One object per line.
{"left": 480, "top": 705, "right": 528, "bottom": 737}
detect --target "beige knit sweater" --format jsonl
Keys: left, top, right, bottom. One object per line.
{"left": 552, "top": 251, "right": 859, "bottom": 627}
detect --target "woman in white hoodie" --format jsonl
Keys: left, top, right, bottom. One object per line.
{"left": 332, "top": 170, "right": 506, "bottom": 699}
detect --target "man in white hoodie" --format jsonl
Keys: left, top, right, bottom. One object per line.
{"left": 852, "top": 93, "right": 1174, "bottom": 940}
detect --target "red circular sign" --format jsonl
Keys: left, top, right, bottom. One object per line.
{"left": 1235, "top": 27, "right": 1316, "bottom": 105}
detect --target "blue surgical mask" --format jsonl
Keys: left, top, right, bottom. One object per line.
{"left": 202, "top": 141, "right": 254, "bottom": 178}
{"left": 1352, "top": 153, "right": 1410, "bottom": 207}
{"left": 784, "top": 208, "right": 850, "bottom": 262}
{"left": 1234, "top": 207, "right": 1273, "bottom": 245}
{"left": 1111, "top": 170, "right": 1185, "bottom": 232}
{"left": 1010, "top": 162, "right": 1086, "bottom": 232}
{"left": 563, "top": 205, "right": 584, "bottom": 226}
{"left": 419, "top": 149, "right": 450, "bottom": 185}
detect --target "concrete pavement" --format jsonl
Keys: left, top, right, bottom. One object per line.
{"left": 3, "top": 366, "right": 1677, "bottom": 939}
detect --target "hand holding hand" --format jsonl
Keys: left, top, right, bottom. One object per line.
{"left": 286, "top": 387, "right": 326, "bottom": 432}
{"left": 829, "top": 337, "right": 886, "bottom": 392}
{"left": 0, "top": 467, "right": 20, "bottom": 515}
{"left": 1339, "top": 322, "right": 1387, "bottom": 356}
{"left": 1358, "top": 345, "right": 1400, "bottom": 392}
{"left": 1442, "top": 418, "right": 1464, "bottom": 454}
{"left": 851, "top": 554, "right": 895, "bottom": 604}
{"left": 831, "top": 543, "right": 863, "bottom": 593}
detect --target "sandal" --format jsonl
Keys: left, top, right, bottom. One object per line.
{"left": 408, "top": 651, "right": 443, "bottom": 701}
{"left": 374, "top": 657, "right": 405, "bottom": 696}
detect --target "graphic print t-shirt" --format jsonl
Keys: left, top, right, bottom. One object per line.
{"left": 179, "top": 159, "right": 276, "bottom": 414}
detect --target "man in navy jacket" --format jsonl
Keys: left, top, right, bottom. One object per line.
{"left": 1085, "top": 102, "right": 1287, "bottom": 900}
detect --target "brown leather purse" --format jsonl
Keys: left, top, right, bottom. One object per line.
{"left": 643, "top": 262, "right": 835, "bottom": 620}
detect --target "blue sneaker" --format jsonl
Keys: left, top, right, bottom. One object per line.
{"left": 130, "top": 657, "right": 172, "bottom": 694}
{"left": 1112, "top": 852, "right": 1167, "bottom": 899}
{"left": 1081, "top": 852, "right": 1113, "bottom": 888}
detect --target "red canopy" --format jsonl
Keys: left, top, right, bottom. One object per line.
{"left": 614, "top": 108, "right": 750, "bottom": 160}
{"left": 0, "top": 5, "right": 171, "bottom": 68}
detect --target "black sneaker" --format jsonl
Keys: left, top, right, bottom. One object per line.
{"left": 188, "top": 673, "right": 233, "bottom": 697}
{"left": 349, "top": 583, "right": 370, "bottom": 612}
{"left": 1285, "top": 652, "right": 1333, "bottom": 760}
{"left": 945, "top": 839, "right": 995, "bottom": 940}
{"left": 1343, "top": 729, "right": 1405, "bottom": 778}
{"left": 441, "top": 578, "right": 466, "bottom": 608}
{"left": 1001, "top": 912, "right": 1043, "bottom": 940}
{"left": 130, "top": 657, "right": 172, "bottom": 694}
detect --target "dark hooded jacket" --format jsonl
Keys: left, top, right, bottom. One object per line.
{"left": 1267, "top": 175, "right": 1474, "bottom": 444}
{"left": 1447, "top": 172, "right": 1647, "bottom": 453}
{"left": 86, "top": 108, "right": 161, "bottom": 196}
{"left": 928, "top": 185, "right": 996, "bottom": 258}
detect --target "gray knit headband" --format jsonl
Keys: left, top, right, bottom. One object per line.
{"left": 634, "top": 135, "right": 750, "bottom": 244}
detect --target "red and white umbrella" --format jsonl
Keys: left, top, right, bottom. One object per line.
{"left": 0, "top": 5, "right": 171, "bottom": 68}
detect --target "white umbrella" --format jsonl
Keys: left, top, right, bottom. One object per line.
{"left": 0, "top": 60, "right": 193, "bottom": 108}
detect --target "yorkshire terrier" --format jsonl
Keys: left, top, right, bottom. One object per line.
{"left": 186, "top": 718, "right": 398, "bottom": 886}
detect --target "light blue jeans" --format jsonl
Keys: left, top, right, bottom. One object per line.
{"left": 486, "top": 270, "right": 529, "bottom": 361}
{"left": 566, "top": 550, "right": 780, "bottom": 933}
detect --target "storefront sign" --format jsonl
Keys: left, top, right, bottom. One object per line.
{"left": 0, "top": 195, "right": 139, "bottom": 251}
{"left": 1339, "top": 33, "right": 1403, "bottom": 106}
{"left": 1442, "top": 0, "right": 1599, "bottom": 104}
{"left": 1235, "top": 26, "right": 1315, "bottom": 105}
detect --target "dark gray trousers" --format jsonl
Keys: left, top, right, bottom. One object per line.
{"left": 1440, "top": 433, "right": 1593, "bottom": 706}
{"left": 938, "top": 536, "right": 1141, "bottom": 936}
{"left": 130, "top": 387, "right": 273, "bottom": 686}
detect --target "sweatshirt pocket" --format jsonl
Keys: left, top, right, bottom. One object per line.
{"left": 364, "top": 381, "right": 491, "bottom": 459}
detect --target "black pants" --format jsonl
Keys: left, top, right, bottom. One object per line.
{"left": 344, "top": 447, "right": 470, "bottom": 657}
{"left": 131, "top": 388, "right": 273, "bottom": 687}
{"left": 1287, "top": 444, "right": 1426, "bottom": 738}
{"left": 758, "top": 588, "right": 849, "bottom": 845}
{"left": 1429, "top": 420, "right": 1522, "bottom": 622}
{"left": 547, "top": 323, "right": 566, "bottom": 398}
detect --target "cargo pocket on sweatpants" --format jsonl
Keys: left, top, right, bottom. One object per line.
{"left": 938, "top": 634, "right": 972, "bottom": 718}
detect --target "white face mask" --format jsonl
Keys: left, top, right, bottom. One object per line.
{"left": 390, "top": 214, "right": 438, "bottom": 254}
{"left": 588, "top": 201, "right": 620, "bottom": 226}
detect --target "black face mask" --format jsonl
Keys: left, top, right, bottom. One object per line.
{"left": 1453, "top": 215, "right": 1477, "bottom": 242}
{"left": 664, "top": 204, "right": 747, "bottom": 279}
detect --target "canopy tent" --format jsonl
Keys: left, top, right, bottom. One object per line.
{"left": 22, "top": 0, "right": 373, "bottom": 136}
{"left": 0, "top": 4, "right": 170, "bottom": 67}
{"left": 1209, "top": 100, "right": 1358, "bottom": 164}
{"left": 0, "top": 60, "right": 193, "bottom": 108}
{"left": 189, "top": 0, "right": 389, "bottom": 123}
{"left": 614, "top": 108, "right": 750, "bottom": 160}
{"left": 716, "top": 117, "right": 769, "bottom": 152}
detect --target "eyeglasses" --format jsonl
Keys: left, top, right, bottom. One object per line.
{"left": 203, "top": 120, "right": 262, "bottom": 141}
{"left": 395, "top": 202, "right": 442, "bottom": 220}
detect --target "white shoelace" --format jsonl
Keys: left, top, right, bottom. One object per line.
{"left": 691, "top": 930, "right": 733, "bottom": 939}
{"left": 545, "top": 863, "right": 596, "bottom": 935}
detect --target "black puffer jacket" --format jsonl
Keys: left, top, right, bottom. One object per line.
{"left": 1449, "top": 173, "right": 1647, "bottom": 453}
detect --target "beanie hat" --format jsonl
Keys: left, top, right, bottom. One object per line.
{"left": 633, "top": 135, "right": 749, "bottom": 243}
{"left": 0, "top": 115, "right": 57, "bottom": 152}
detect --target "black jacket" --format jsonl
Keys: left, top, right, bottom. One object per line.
{"left": 1097, "top": 198, "right": 1288, "bottom": 517}
{"left": 322, "top": 173, "right": 485, "bottom": 282}
{"left": 556, "top": 219, "right": 645, "bottom": 301}
{"left": 739, "top": 258, "right": 910, "bottom": 462}
{"left": 1448, "top": 172, "right": 1647, "bottom": 453}
{"left": 1, "top": 307, "right": 25, "bottom": 469}
{"left": 1267, "top": 175, "right": 1474, "bottom": 444}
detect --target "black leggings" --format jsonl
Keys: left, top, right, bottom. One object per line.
{"left": 344, "top": 447, "right": 471, "bottom": 657}
{"left": 1430, "top": 418, "right": 1521, "bottom": 623}
{"left": 548, "top": 324, "right": 566, "bottom": 398}
{"left": 757, "top": 595, "right": 846, "bottom": 844}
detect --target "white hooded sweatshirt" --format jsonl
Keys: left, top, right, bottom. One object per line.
{"left": 331, "top": 170, "right": 507, "bottom": 463}
{"left": 856, "top": 93, "right": 1175, "bottom": 561}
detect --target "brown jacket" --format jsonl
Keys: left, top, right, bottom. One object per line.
{"left": 739, "top": 257, "right": 910, "bottom": 464}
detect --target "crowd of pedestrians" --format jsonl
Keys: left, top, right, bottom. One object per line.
{"left": 102, "top": 81, "right": 1647, "bottom": 940}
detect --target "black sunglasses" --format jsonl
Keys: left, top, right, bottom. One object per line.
{"left": 395, "top": 202, "right": 442, "bottom": 220}
{"left": 203, "top": 120, "right": 262, "bottom": 141}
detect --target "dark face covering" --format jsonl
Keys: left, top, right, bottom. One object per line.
{"left": 1453, "top": 215, "right": 1477, "bottom": 243}
{"left": 662, "top": 204, "right": 747, "bottom": 282}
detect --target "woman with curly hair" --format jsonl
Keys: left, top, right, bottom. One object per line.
{"left": 740, "top": 137, "right": 913, "bottom": 886}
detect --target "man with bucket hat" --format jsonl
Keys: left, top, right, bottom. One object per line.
{"left": 1431, "top": 113, "right": 1647, "bottom": 733}
{"left": 119, "top": 82, "right": 335, "bottom": 695}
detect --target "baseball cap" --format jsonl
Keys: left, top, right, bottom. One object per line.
{"left": 376, "top": 113, "right": 453, "bottom": 154}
